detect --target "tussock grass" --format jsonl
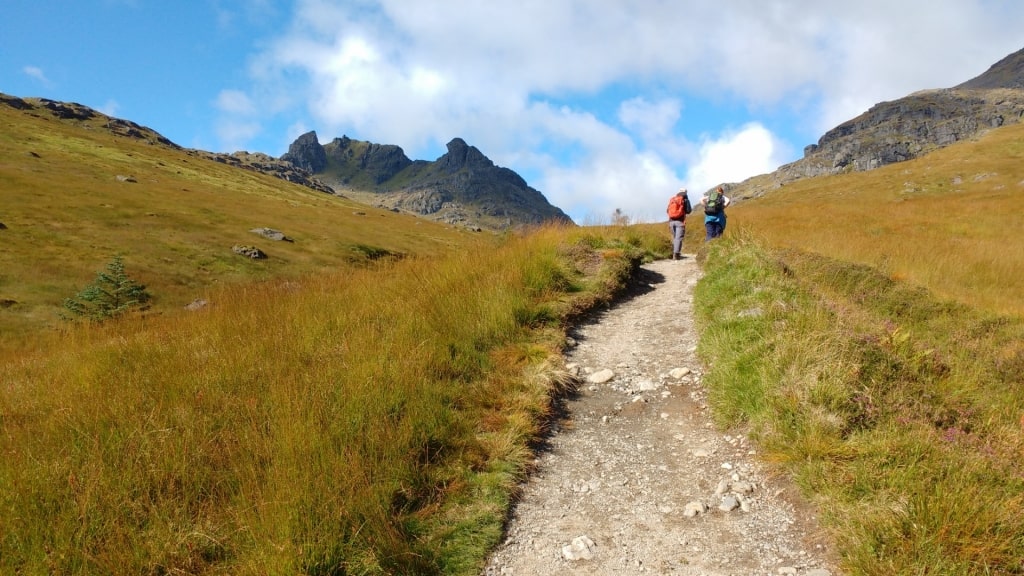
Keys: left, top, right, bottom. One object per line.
{"left": 0, "top": 222, "right": 662, "bottom": 574}
{"left": 696, "top": 233, "right": 1024, "bottom": 574}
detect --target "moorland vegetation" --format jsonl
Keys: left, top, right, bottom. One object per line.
{"left": 3, "top": 89, "right": 1024, "bottom": 575}
{"left": 698, "top": 121, "right": 1024, "bottom": 574}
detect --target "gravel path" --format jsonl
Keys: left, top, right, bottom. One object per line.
{"left": 482, "top": 256, "right": 841, "bottom": 575}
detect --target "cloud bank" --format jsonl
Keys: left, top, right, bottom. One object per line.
{"left": 217, "top": 0, "right": 1024, "bottom": 222}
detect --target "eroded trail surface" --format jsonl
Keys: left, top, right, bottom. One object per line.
{"left": 483, "top": 257, "right": 840, "bottom": 575}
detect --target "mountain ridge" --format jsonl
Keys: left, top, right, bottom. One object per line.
{"left": 0, "top": 92, "right": 570, "bottom": 232}
{"left": 719, "top": 46, "right": 1024, "bottom": 201}
{"left": 281, "top": 131, "right": 573, "bottom": 231}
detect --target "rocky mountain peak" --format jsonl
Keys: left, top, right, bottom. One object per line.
{"left": 280, "top": 131, "right": 327, "bottom": 173}
{"left": 280, "top": 132, "right": 570, "bottom": 230}
{"left": 439, "top": 138, "right": 494, "bottom": 173}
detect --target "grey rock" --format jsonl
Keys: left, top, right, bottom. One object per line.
{"left": 719, "top": 495, "right": 740, "bottom": 512}
{"left": 683, "top": 501, "right": 708, "bottom": 517}
{"left": 280, "top": 130, "right": 328, "bottom": 173}
{"left": 250, "top": 227, "right": 294, "bottom": 242}
{"left": 232, "top": 245, "right": 267, "bottom": 259}
{"left": 562, "top": 535, "right": 596, "bottom": 561}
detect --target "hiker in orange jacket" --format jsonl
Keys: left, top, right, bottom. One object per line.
{"left": 666, "top": 188, "right": 691, "bottom": 260}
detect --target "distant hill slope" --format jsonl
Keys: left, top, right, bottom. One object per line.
{"left": 281, "top": 131, "right": 573, "bottom": 230}
{"left": 1, "top": 93, "right": 570, "bottom": 233}
{"left": 722, "top": 46, "right": 1024, "bottom": 200}
{"left": 0, "top": 93, "right": 473, "bottom": 337}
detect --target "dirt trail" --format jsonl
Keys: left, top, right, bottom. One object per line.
{"left": 482, "top": 256, "right": 840, "bottom": 575}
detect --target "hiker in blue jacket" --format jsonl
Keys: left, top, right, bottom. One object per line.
{"left": 701, "top": 186, "right": 731, "bottom": 241}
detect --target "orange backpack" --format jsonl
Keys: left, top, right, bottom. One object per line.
{"left": 667, "top": 195, "right": 687, "bottom": 219}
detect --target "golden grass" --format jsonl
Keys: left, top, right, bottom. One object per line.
{"left": 0, "top": 102, "right": 471, "bottom": 342}
{"left": 731, "top": 121, "right": 1024, "bottom": 317}
{"left": 0, "top": 217, "right": 664, "bottom": 574}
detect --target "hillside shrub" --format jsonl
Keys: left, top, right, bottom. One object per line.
{"left": 61, "top": 255, "right": 151, "bottom": 322}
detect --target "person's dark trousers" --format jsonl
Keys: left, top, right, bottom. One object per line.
{"left": 705, "top": 221, "right": 724, "bottom": 241}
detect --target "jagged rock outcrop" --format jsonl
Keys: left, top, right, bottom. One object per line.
{"left": 322, "top": 136, "right": 415, "bottom": 185}
{"left": 282, "top": 134, "right": 573, "bottom": 230}
{"left": 280, "top": 131, "right": 328, "bottom": 173}
{"left": 721, "top": 47, "right": 1024, "bottom": 201}
{"left": 189, "top": 150, "right": 336, "bottom": 195}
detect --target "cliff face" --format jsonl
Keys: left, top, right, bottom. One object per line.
{"left": 281, "top": 133, "right": 572, "bottom": 230}
{"left": 721, "top": 47, "right": 1024, "bottom": 200}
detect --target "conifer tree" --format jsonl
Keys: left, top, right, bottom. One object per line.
{"left": 62, "top": 255, "right": 152, "bottom": 321}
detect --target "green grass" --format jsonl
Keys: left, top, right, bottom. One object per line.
{"left": 695, "top": 233, "right": 1024, "bottom": 575}
{"left": 691, "top": 120, "right": 1024, "bottom": 574}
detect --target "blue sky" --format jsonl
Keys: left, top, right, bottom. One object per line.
{"left": 3, "top": 1, "right": 1023, "bottom": 223}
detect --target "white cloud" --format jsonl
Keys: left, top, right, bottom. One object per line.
{"left": 215, "top": 120, "right": 262, "bottom": 152}
{"left": 215, "top": 89, "right": 257, "bottom": 115}
{"left": 223, "top": 0, "right": 1024, "bottom": 220}
{"left": 98, "top": 100, "right": 120, "bottom": 117}
{"left": 685, "top": 124, "right": 789, "bottom": 195}
{"left": 22, "top": 66, "right": 50, "bottom": 85}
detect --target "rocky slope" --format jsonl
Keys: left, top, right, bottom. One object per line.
{"left": 281, "top": 132, "right": 573, "bottom": 230}
{"left": 722, "top": 46, "right": 1024, "bottom": 201}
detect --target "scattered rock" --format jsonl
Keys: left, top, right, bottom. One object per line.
{"left": 683, "top": 501, "right": 708, "bottom": 517}
{"left": 232, "top": 245, "right": 267, "bottom": 259}
{"left": 669, "top": 367, "right": 692, "bottom": 379}
{"left": 482, "top": 259, "right": 839, "bottom": 575}
{"left": 587, "top": 368, "right": 615, "bottom": 384}
{"left": 249, "top": 227, "right": 294, "bottom": 242}
{"left": 0, "top": 222, "right": 7, "bottom": 230}
{"left": 184, "top": 299, "right": 208, "bottom": 311}
{"left": 738, "top": 307, "right": 764, "bottom": 318}
{"left": 115, "top": 175, "right": 137, "bottom": 183}
{"left": 561, "top": 536, "right": 595, "bottom": 561}
{"left": 636, "top": 379, "right": 660, "bottom": 392}
{"left": 718, "top": 495, "right": 740, "bottom": 512}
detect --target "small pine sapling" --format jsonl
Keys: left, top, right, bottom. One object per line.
{"left": 62, "top": 255, "right": 152, "bottom": 321}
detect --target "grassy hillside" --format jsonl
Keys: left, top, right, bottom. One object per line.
{"left": 728, "top": 120, "right": 1024, "bottom": 317}
{"left": 0, "top": 99, "right": 472, "bottom": 341}
{"left": 694, "top": 121, "right": 1024, "bottom": 574}
{"left": 1, "top": 96, "right": 676, "bottom": 574}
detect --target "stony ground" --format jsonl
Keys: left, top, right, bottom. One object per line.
{"left": 482, "top": 256, "right": 842, "bottom": 575}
